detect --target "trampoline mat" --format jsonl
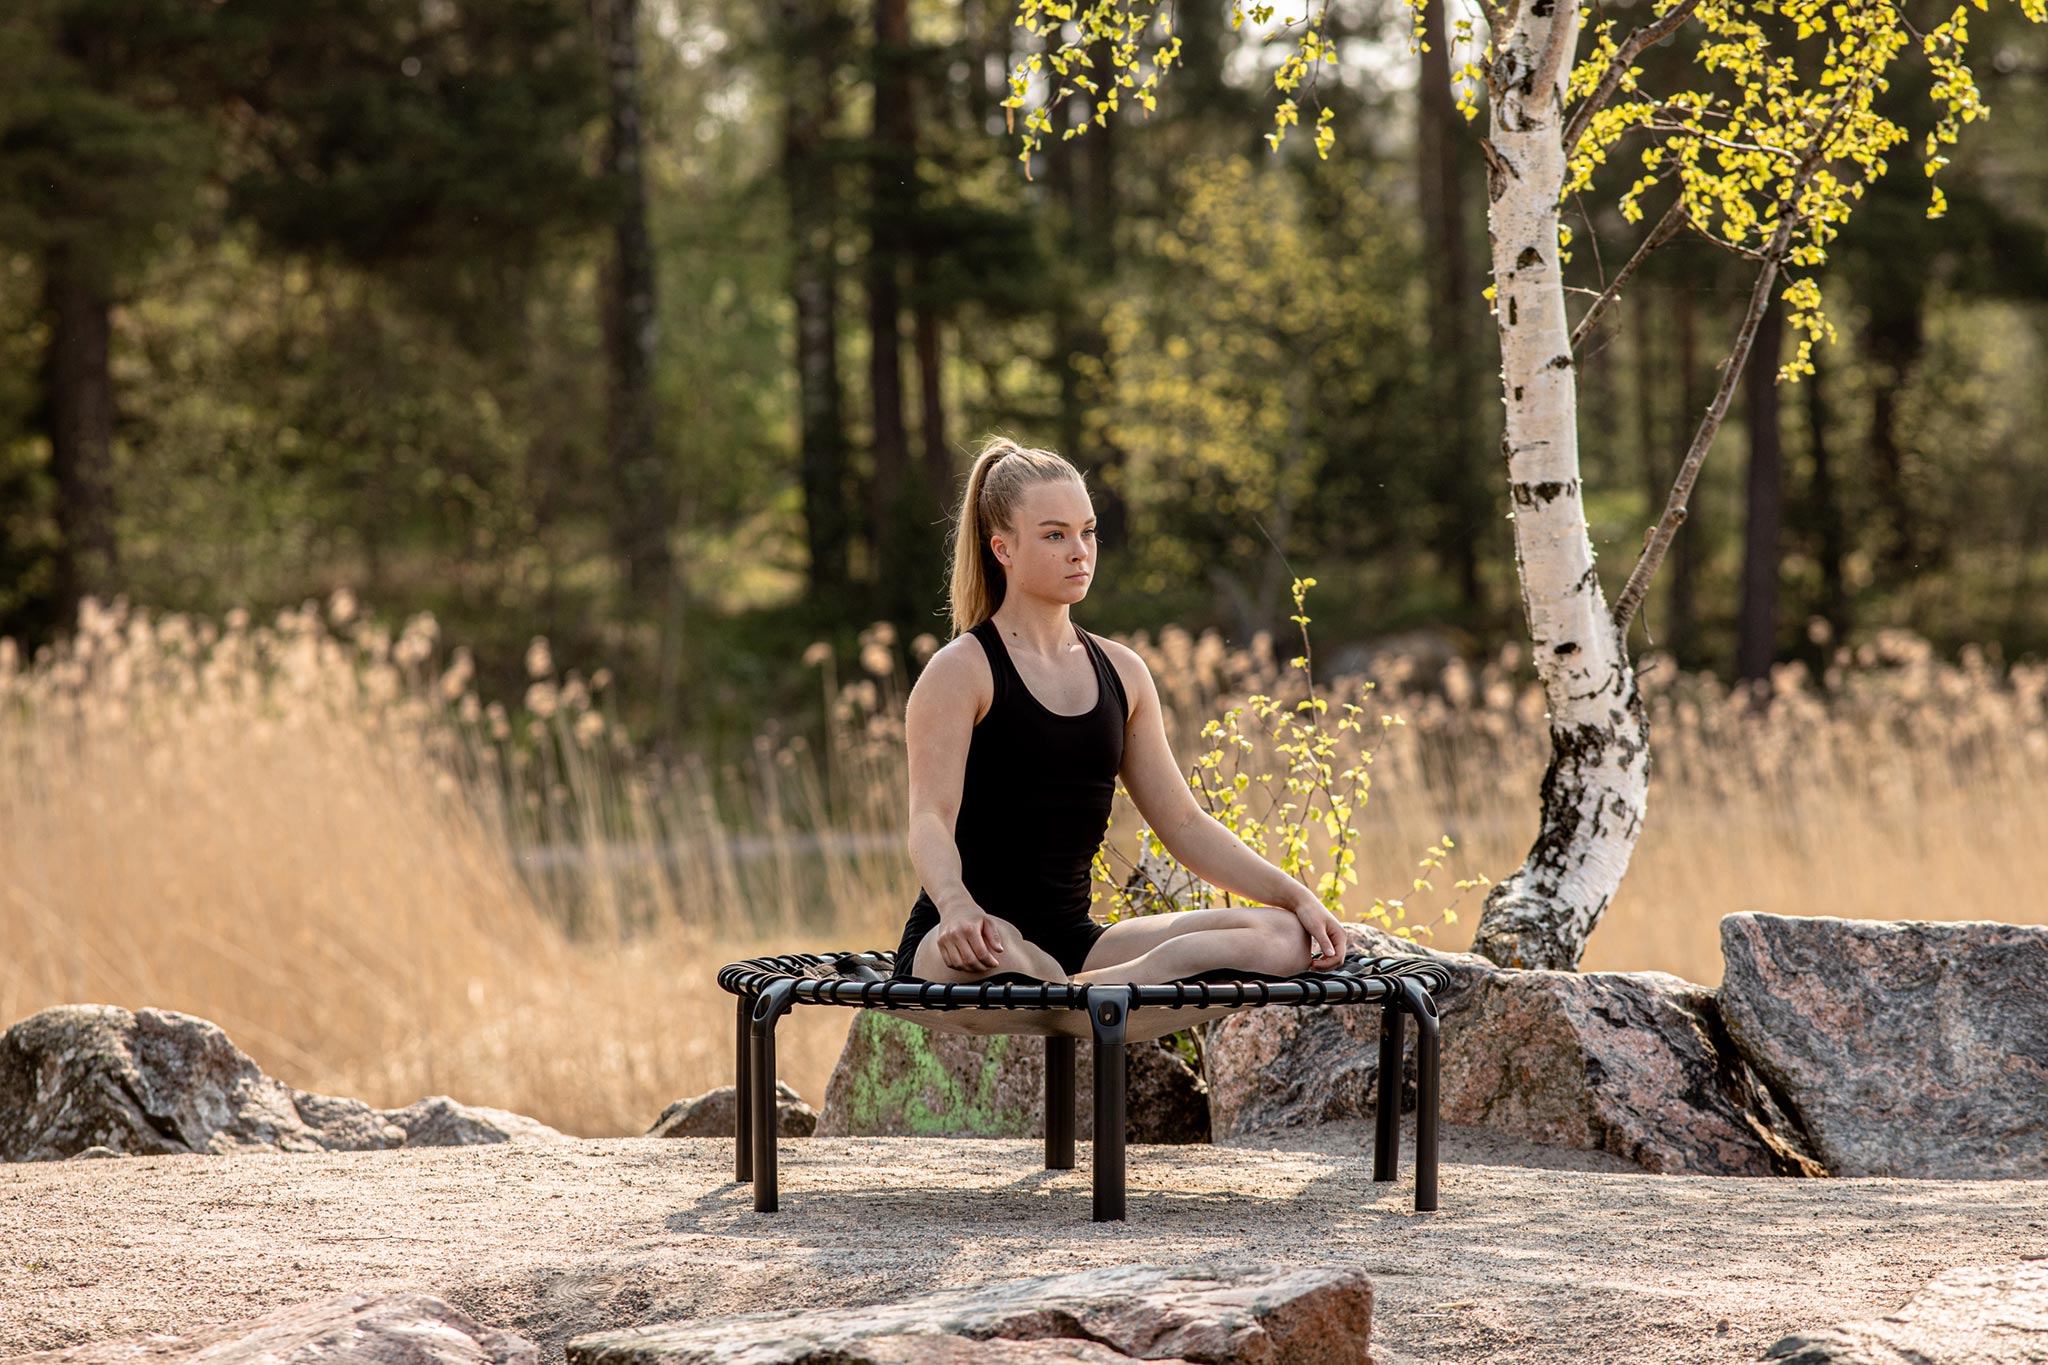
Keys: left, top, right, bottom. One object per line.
{"left": 839, "top": 965, "right": 1368, "bottom": 1039}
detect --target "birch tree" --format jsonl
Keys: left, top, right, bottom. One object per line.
{"left": 997, "top": 0, "right": 2044, "bottom": 969}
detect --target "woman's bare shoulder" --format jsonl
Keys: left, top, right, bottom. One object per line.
{"left": 910, "top": 631, "right": 995, "bottom": 720}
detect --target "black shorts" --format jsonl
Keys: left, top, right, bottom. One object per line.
{"left": 892, "top": 895, "right": 1110, "bottom": 980}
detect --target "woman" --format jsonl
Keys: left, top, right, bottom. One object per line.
{"left": 892, "top": 435, "right": 1348, "bottom": 985}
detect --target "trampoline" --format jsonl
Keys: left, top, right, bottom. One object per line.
{"left": 718, "top": 948, "right": 1451, "bottom": 1221}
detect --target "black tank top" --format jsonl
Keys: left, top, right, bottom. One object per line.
{"left": 916, "top": 617, "right": 1129, "bottom": 932}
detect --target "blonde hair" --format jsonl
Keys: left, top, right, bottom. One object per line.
{"left": 945, "top": 435, "right": 1086, "bottom": 637}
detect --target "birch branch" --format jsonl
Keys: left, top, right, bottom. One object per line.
{"left": 1570, "top": 192, "right": 1687, "bottom": 353}
{"left": 1561, "top": 0, "right": 1702, "bottom": 161}
{"left": 1531, "top": 0, "right": 1581, "bottom": 111}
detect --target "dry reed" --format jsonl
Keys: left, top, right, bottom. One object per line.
{"left": 4, "top": 597, "right": 2043, "bottom": 1134}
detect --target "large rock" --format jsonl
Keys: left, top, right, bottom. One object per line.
{"left": 1205, "top": 925, "right": 1821, "bottom": 1175}
{"left": 0, "top": 1006, "right": 562, "bottom": 1161}
{"left": 649, "top": 1082, "right": 817, "bottom": 1139}
{"left": 1720, "top": 913, "right": 2048, "bottom": 1178}
{"left": 6, "top": 1291, "right": 539, "bottom": 1365}
{"left": 816, "top": 1011, "right": 1208, "bottom": 1144}
{"left": 566, "top": 1261, "right": 1370, "bottom": 1365}
{"left": 1763, "top": 1259, "right": 2048, "bottom": 1364}
{"left": 386, "top": 1096, "right": 565, "bottom": 1147}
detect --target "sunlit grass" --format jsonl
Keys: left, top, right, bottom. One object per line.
{"left": 4, "top": 595, "right": 2043, "bottom": 1134}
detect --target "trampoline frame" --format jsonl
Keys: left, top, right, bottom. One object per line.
{"left": 718, "top": 949, "right": 1450, "bottom": 1221}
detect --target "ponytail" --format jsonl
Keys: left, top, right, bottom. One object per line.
{"left": 945, "top": 435, "right": 1086, "bottom": 637}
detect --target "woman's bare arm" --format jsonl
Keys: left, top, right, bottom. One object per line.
{"left": 904, "top": 646, "right": 976, "bottom": 916}
{"left": 904, "top": 642, "right": 1004, "bottom": 971}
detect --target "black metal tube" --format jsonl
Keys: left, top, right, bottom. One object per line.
{"left": 1087, "top": 987, "right": 1130, "bottom": 1222}
{"left": 1374, "top": 1003, "right": 1405, "bottom": 1182}
{"left": 749, "top": 981, "right": 797, "bottom": 1213}
{"left": 735, "top": 993, "right": 753, "bottom": 1183}
{"left": 1403, "top": 977, "right": 1442, "bottom": 1213}
{"left": 1045, "top": 1035, "right": 1076, "bottom": 1170}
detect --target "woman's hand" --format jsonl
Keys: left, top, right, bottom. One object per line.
{"left": 935, "top": 903, "right": 1005, "bottom": 974}
{"left": 1288, "top": 892, "right": 1347, "bottom": 968}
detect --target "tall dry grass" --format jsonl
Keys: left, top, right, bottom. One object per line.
{"left": 4, "top": 596, "right": 2044, "bottom": 1133}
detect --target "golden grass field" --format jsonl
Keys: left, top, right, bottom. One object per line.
{"left": 4, "top": 593, "right": 2044, "bottom": 1136}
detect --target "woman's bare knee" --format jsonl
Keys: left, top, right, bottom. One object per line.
{"left": 922, "top": 915, "right": 1068, "bottom": 982}
{"left": 1259, "top": 913, "right": 1315, "bottom": 975}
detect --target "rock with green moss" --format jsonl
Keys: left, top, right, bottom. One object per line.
{"left": 814, "top": 1011, "right": 1207, "bottom": 1143}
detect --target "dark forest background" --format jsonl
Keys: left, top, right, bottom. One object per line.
{"left": 5, "top": 0, "right": 2046, "bottom": 761}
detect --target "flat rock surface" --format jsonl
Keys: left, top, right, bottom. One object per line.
{"left": 6, "top": 1291, "right": 539, "bottom": 1365}
{"left": 1762, "top": 1258, "right": 2048, "bottom": 1364}
{"left": 4, "top": 1126, "right": 2046, "bottom": 1365}
{"left": 568, "top": 1262, "right": 1366, "bottom": 1365}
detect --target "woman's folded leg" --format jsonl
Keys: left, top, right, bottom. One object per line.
{"left": 1070, "top": 905, "right": 1314, "bottom": 984}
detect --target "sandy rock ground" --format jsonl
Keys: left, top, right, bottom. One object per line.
{"left": 4, "top": 1121, "right": 2044, "bottom": 1365}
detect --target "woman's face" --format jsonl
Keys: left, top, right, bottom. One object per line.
{"left": 993, "top": 479, "right": 1097, "bottom": 606}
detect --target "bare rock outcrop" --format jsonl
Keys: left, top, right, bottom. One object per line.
{"left": 565, "top": 1261, "right": 1371, "bottom": 1365}
{"left": 0, "top": 1005, "right": 561, "bottom": 1162}
{"left": 1763, "top": 1259, "right": 2048, "bottom": 1364}
{"left": 649, "top": 1082, "right": 816, "bottom": 1138}
{"left": 816, "top": 1011, "right": 1208, "bottom": 1144}
{"left": 1205, "top": 925, "right": 1821, "bottom": 1175}
{"left": 387, "top": 1096, "right": 565, "bottom": 1147}
{"left": 1720, "top": 913, "right": 2048, "bottom": 1178}
{"left": 5, "top": 1291, "right": 539, "bottom": 1365}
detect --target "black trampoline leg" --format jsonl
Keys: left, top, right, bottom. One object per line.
{"left": 1402, "top": 977, "right": 1442, "bottom": 1213}
{"left": 1373, "top": 1002, "right": 1405, "bottom": 1182}
{"left": 1086, "top": 986, "right": 1130, "bottom": 1222}
{"left": 735, "top": 993, "right": 753, "bottom": 1183}
{"left": 1046, "top": 1035, "right": 1076, "bottom": 1170}
{"left": 749, "top": 980, "right": 798, "bottom": 1212}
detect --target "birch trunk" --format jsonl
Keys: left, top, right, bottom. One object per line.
{"left": 1466, "top": 0, "right": 1651, "bottom": 971}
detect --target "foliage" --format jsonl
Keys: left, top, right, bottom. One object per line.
{"left": 1000, "top": 0, "right": 2044, "bottom": 387}
{"left": 1560, "top": 0, "right": 2043, "bottom": 382}
{"left": 1000, "top": 0, "right": 1343, "bottom": 172}
{"left": 1090, "top": 576, "right": 1487, "bottom": 943}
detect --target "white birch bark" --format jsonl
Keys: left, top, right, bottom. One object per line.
{"left": 1467, "top": 0, "right": 1651, "bottom": 970}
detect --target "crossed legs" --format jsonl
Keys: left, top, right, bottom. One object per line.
{"left": 909, "top": 905, "right": 1315, "bottom": 985}
{"left": 1071, "top": 905, "right": 1316, "bottom": 984}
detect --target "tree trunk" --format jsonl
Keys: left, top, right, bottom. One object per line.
{"left": 914, "top": 281, "right": 950, "bottom": 512}
{"left": 1866, "top": 296, "right": 1924, "bottom": 581}
{"left": 1078, "top": 48, "right": 1130, "bottom": 552}
{"left": 781, "top": 0, "right": 852, "bottom": 598}
{"left": 1805, "top": 339, "right": 1849, "bottom": 647}
{"left": 1667, "top": 281, "right": 1701, "bottom": 664}
{"left": 42, "top": 243, "right": 118, "bottom": 622}
{"left": 592, "top": 0, "right": 670, "bottom": 601}
{"left": 1736, "top": 289, "right": 1784, "bottom": 684}
{"left": 1465, "top": 0, "right": 1652, "bottom": 972}
{"left": 1048, "top": 92, "right": 1085, "bottom": 466}
{"left": 1633, "top": 285, "right": 1663, "bottom": 641}
{"left": 1419, "top": 0, "right": 1484, "bottom": 610}
{"left": 865, "top": 0, "right": 914, "bottom": 604}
